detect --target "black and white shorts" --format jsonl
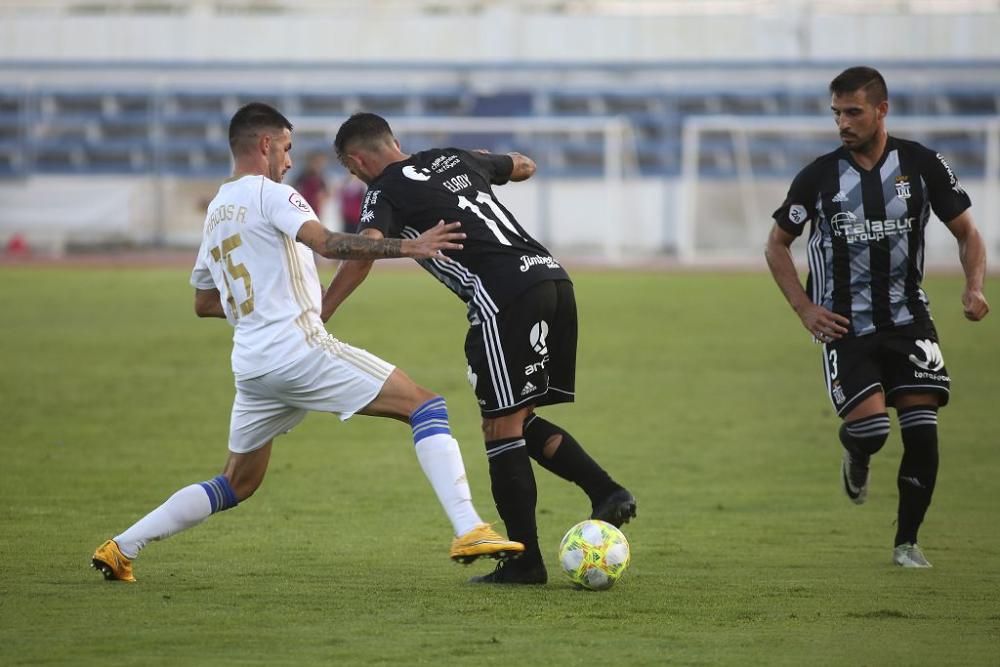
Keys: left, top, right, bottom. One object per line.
{"left": 821, "top": 320, "right": 951, "bottom": 417}
{"left": 465, "top": 279, "right": 577, "bottom": 417}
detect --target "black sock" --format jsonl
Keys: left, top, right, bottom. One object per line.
{"left": 895, "top": 406, "right": 939, "bottom": 546}
{"left": 523, "top": 414, "right": 620, "bottom": 507}
{"left": 484, "top": 437, "right": 542, "bottom": 564}
{"left": 839, "top": 413, "right": 891, "bottom": 460}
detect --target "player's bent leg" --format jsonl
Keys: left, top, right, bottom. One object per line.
{"left": 356, "top": 367, "right": 435, "bottom": 422}
{"left": 359, "top": 370, "right": 523, "bottom": 563}
{"left": 523, "top": 413, "right": 636, "bottom": 527}
{"left": 839, "top": 393, "right": 890, "bottom": 505}
{"left": 92, "top": 444, "right": 265, "bottom": 582}
{"left": 474, "top": 407, "right": 548, "bottom": 583}
{"left": 891, "top": 392, "right": 941, "bottom": 566}
{"left": 222, "top": 442, "right": 273, "bottom": 501}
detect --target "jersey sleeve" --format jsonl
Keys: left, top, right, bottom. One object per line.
{"left": 260, "top": 180, "right": 320, "bottom": 239}
{"left": 189, "top": 247, "right": 216, "bottom": 290}
{"left": 921, "top": 148, "right": 972, "bottom": 223}
{"left": 461, "top": 150, "right": 514, "bottom": 186}
{"left": 357, "top": 186, "right": 397, "bottom": 237}
{"left": 772, "top": 164, "right": 819, "bottom": 237}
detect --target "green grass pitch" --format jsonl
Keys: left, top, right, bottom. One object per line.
{"left": 1, "top": 266, "right": 998, "bottom": 666}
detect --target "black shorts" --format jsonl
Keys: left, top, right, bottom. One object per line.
{"left": 465, "top": 279, "right": 577, "bottom": 417}
{"left": 821, "top": 320, "right": 951, "bottom": 417}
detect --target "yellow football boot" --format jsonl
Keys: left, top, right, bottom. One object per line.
{"left": 91, "top": 539, "right": 136, "bottom": 583}
{"left": 450, "top": 524, "right": 524, "bottom": 564}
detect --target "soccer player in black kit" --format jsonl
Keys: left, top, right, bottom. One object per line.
{"left": 325, "top": 112, "right": 636, "bottom": 584}
{"left": 766, "top": 67, "right": 989, "bottom": 568}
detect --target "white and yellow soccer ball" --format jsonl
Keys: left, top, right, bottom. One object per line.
{"left": 558, "top": 519, "right": 631, "bottom": 590}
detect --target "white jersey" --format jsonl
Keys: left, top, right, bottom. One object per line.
{"left": 190, "top": 174, "right": 326, "bottom": 380}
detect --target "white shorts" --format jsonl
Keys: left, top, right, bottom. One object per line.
{"left": 228, "top": 339, "right": 395, "bottom": 453}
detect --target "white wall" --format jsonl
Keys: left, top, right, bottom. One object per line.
{"left": 1, "top": 3, "right": 1000, "bottom": 62}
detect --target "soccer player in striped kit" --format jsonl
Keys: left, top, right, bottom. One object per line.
{"left": 326, "top": 113, "right": 637, "bottom": 584}
{"left": 766, "top": 67, "right": 989, "bottom": 568}
{"left": 92, "top": 103, "right": 522, "bottom": 582}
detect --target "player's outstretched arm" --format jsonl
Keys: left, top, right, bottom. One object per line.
{"left": 945, "top": 210, "right": 989, "bottom": 321}
{"left": 296, "top": 220, "right": 464, "bottom": 261}
{"left": 765, "top": 224, "right": 849, "bottom": 342}
{"left": 194, "top": 288, "right": 226, "bottom": 318}
{"left": 321, "top": 230, "right": 379, "bottom": 323}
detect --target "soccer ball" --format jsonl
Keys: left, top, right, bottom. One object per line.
{"left": 557, "top": 519, "right": 631, "bottom": 591}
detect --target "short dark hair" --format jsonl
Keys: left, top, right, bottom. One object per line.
{"left": 829, "top": 66, "right": 888, "bottom": 105}
{"left": 228, "top": 102, "right": 293, "bottom": 153}
{"left": 334, "top": 112, "right": 394, "bottom": 159}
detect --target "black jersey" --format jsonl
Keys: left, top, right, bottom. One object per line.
{"left": 358, "top": 148, "right": 570, "bottom": 324}
{"left": 773, "top": 136, "right": 971, "bottom": 337}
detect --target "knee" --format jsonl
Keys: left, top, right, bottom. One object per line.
{"left": 523, "top": 413, "right": 564, "bottom": 459}
{"left": 839, "top": 413, "right": 891, "bottom": 456}
{"left": 410, "top": 385, "right": 438, "bottom": 407}
{"left": 482, "top": 412, "right": 527, "bottom": 441}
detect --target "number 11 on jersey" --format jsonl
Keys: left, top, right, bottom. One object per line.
{"left": 457, "top": 191, "right": 523, "bottom": 246}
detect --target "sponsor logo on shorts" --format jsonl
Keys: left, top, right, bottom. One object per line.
{"left": 529, "top": 320, "right": 549, "bottom": 355}
{"left": 909, "top": 339, "right": 945, "bottom": 372}
{"left": 832, "top": 381, "right": 846, "bottom": 405}
{"left": 524, "top": 355, "right": 549, "bottom": 376}
{"left": 913, "top": 370, "right": 950, "bottom": 382}
{"left": 467, "top": 365, "right": 478, "bottom": 390}
{"left": 521, "top": 381, "right": 537, "bottom": 397}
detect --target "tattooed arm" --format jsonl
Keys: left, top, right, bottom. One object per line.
{"left": 296, "top": 219, "right": 464, "bottom": 261}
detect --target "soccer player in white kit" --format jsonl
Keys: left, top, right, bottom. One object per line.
{"left": 91, "top": 103, "right": 523, "bottom": 582}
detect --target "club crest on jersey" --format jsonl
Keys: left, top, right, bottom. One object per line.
{"left": 894, "top": 176, "right": 911, "bottom": 200}
{"left": 403, "top": 165, "right": 432, "bottom": 182}
{"left": 288, "top": 192, "right": 313, "bottom": 213}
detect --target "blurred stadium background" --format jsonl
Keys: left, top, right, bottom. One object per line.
{"left": 0, "top": 0, "right": 998, "bottom": 266}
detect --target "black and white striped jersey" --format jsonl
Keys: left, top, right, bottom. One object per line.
{"left": 773, "top": 136, "right": 971, "bottom": 337}
{"left": 358, "top": 148, "right": 570, "bottom": 324}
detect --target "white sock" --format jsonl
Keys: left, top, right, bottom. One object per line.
{"left": 114, "top": 484, "right": 213, "bottom": 558}
{"left": 414, "top": 434, "right": 483, "bottom": 536}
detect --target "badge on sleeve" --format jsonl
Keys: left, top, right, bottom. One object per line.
{"left": 289, "top": 192, "right": 313, "bottom": 213}
{"left": 788, "top": 204, "right": 807, "bottom": 225}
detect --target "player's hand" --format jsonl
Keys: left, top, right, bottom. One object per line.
{"left": 962, "top": 288, "right": 989, "bottom": 321}
{"left": 406, "top": 220, "right": 464, "bottom": 260}
{"left": 796, "top": 303, "right": 850, "bottom": 343}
